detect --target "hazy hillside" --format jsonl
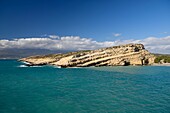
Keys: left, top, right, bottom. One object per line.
{"left": 0, "top": 49, "right": 71, "bottom": 59}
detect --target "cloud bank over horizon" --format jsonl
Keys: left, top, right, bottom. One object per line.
{"left": 0, "top": 35, "right": 170, "bottom": 54}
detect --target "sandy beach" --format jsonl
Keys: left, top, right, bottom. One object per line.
{"left": 152, "top": 63, "right": 170, "bottom": 66}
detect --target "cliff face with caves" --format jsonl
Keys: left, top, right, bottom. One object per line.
{"left": 20, "top": 44, "right": 155, "bottom": 67}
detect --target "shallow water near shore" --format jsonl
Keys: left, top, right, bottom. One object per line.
{"left": 0, "top": 60, "right": 170, "bottom": 113}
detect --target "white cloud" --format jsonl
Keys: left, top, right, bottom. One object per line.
{"left": 159, "top": 32, "right": 168, "bottom": 35}
{"left": 0, "top": 35, "right": 170, "bottom": 54}
{"left": 48, "top": 35, "right": 59, "bottom": 39}
{"left": 113, "top": 33, "right": 121, "bottom": 37}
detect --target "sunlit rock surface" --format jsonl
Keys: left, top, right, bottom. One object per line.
{"left": 20, "top": 44, "right": 155, "bottom": 67}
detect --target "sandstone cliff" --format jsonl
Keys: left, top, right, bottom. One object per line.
{"left": 19, "top": 44, "right": 155, "bottom": 67}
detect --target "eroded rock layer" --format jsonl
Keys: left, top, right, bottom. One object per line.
{"left": 19, "top": 44, "right": 155, "bottom": 67}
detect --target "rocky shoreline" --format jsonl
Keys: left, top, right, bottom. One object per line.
{"left": 19, "top": 44, "right": 156, "bottom": 68}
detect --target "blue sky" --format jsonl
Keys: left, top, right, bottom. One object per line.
{"left": 0, "top": 0, "right": 170, "bottom": 40}
{"left": 0, "top": 0, "right": 170, "bottom": 53}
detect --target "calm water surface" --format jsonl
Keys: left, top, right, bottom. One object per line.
{"left": 0, "top": 60, "right": 170, "bottom": 113}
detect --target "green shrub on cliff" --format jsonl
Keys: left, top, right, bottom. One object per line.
{"left": 154, "top": 54, "right": 170, "bottom": 63}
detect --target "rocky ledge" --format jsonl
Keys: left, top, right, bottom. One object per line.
{"left": 19, "top": 44, "right": 155, "bottom": 67}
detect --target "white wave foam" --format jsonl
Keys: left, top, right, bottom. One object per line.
{"left": 30, "top": 66, "right": 43, "bottom": 67}
{"left": 22, "top": 61, "right": 30, "bottom": 65}
{"left": 18, "top": 65, "right": 43, "bottom": 67}
{"left": 18, "top": 65, "right": 28, "bottom": 67}
{"left": 53, "top": 66, "right": 61, "bottom": 68}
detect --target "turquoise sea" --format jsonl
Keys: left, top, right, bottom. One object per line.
{"left": 0, "top": 60, "right": 170, "bottom": 113}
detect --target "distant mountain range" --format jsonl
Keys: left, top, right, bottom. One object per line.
{"left": 0, "top": 48, "right": 169, "bottom": 60}
{"left": 0, "top": 49, "right": 71, "bottom": 59}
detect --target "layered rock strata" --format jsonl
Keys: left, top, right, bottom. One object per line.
{"left": 19, "top": 44, "right": 155, "bottom": 67}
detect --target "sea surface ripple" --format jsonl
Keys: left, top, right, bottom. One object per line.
{"left": 0, "top": 60, "right": 170, "bottom": 113}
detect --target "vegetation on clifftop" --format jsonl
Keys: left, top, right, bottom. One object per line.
{"left": 154, "top": 54, "right": 170, "bottom": 63}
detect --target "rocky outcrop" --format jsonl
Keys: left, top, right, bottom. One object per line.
{"left": 19, "top": 44, "right": 155, "bottom": 67}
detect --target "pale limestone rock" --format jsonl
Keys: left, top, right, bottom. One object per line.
{"left": 20, "top": 44, "right": 155, "bottom": 67}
